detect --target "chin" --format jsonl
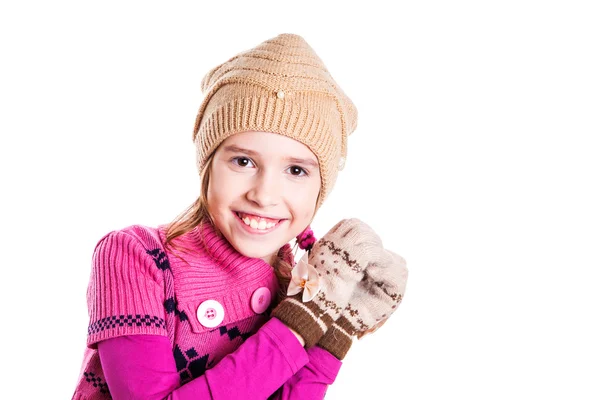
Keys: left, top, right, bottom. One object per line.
{"left": 231, "top": 239, "right": 280, "bottom": 262}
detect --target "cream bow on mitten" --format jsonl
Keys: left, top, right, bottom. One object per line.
{"left": 317, "top": 249, "right": 408, "bottom": 359}
{"left": 272, "top": 219, "right": 383, "bottom": 348}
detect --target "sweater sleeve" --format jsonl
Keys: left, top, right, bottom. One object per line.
{"left": 269, "top": 345, "right": 342, "bottom": 399}
{"left": 98, "top": 317, "right": 309, "bottom": 399}
{"left": 87, "top": 230, "right": 167, "bottom": 348}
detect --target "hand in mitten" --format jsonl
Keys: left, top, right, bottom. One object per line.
{"left": 318, "top": 249, "right": 408, "bottom": 359}
{"left": 272, "top": 218, "right": 383, "bottom": 348}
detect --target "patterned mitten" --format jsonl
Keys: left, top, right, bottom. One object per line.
{"left": 272, "top": 218, "right": 383, "bottom": 348}
{"left": 318, "top": 249, "right": 408, "bottom": 359}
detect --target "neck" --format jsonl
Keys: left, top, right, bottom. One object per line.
{"left": 262, "top": 252, "right": 278, "bottom": 267}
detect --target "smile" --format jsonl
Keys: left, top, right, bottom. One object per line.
{"left": 234, "top": 211, "right": 285, "bottom": 232}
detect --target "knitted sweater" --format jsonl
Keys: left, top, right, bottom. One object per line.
{"left": 72, "top": 222, "right": 341, "bottom": 399}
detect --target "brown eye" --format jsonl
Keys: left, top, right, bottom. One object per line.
{"left": 289, "top": 166, "right": 307, "bottom": 176}
{"left": 233, "top": 157, "right": 254, "bottom": 168}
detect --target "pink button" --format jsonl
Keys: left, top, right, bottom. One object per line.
{"left": 251, "top": 287, "right": 272, "bottom": 314}
{"left": 197, "top": 299, "right": 224, "bottom": 328}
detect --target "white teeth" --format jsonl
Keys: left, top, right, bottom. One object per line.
{"left": 238, "top": 212, "right": 278, "bottom": 230}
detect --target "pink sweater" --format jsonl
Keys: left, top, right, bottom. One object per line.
{"left": 72, "top": 222, "right": 341, "bottom": 399}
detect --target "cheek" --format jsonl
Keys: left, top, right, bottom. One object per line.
{"left": 207, "top": 166, "right": 231, "bottom": 211}
{"left": 292, "top": 179, "right": 320, "bottom": 219}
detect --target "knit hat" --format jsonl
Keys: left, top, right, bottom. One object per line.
{"left": 192, "top": 33, "right": 358, "bottom": 206}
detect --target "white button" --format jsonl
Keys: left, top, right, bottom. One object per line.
{"left": 197, "top": 299, "right": 225, "bottom": 328}
{"left": 338, "top": 157, "right": 346, "bottom": 170}
{"left": 277, "top": 90, "right": 285, "bottom": 99}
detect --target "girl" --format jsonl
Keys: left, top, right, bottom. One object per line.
{"left": 72, "top": 33, "right": 408, "bottom": 400}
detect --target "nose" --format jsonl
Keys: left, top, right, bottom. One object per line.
{"left": 246, "top": 169, "right": 280, "bottom": 208}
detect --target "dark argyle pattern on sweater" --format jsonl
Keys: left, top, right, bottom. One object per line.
{"left": 219, "top": 325, "right": 253, "bottom": 341}
{"left": 146, "top": 248, "right": 170, "bottom": 271}
{"left": 173, "top": 324, "right": 254, "bottom": 384}
{"left": 88, "top": 314, "right": 166, "bottom": 335}
{"left": 75, "top": 226, "right": 277, "bottom": 399}
{"left": 164, "top": 297, "right": 189, "bottom": 321}
{"left": 83, "top": 371, "right": 109, "bottom": 394}
{"left": 173, "top": 345, "right": 213, "bottom": 383}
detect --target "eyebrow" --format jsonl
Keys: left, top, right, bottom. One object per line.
{"left": 223, "top": 145, "right": 319, "bottom": 168}
{"left": 223, "top": 145, "right": 259, "bottom": 157}
{"left": 285, "top": 156, "right": 319, "bottom": 169}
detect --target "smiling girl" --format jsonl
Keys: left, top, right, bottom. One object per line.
{"left": 72, "top": 33, "right": 408, "bottom": 400}
{"left": 206, "top": 131, "right": 321, "bottom": 265}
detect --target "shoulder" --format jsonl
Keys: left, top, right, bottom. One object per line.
{"left": 92, "top": 224, "right": 166, "bottom": 256}
{"left": 91, "top": 224, "right": 168, "bottom": 280}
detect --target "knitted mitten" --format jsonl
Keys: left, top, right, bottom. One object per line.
{"left": 318, "top": 249, "right": 408, "bottom": 359}
{"left": 272, "top": 219, "right": 383, "bottom": 348}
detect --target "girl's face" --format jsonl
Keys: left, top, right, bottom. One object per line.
{"left": 207, "top": 131, "right": 321, "bottom": 265}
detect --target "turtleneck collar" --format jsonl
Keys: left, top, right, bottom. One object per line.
{"left": 168, "top": 220, "right": 295, "bottom": 271}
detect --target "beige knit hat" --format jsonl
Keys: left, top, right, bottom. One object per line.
{"left": 192, "top": 33, "right": 358, "bottom": 206}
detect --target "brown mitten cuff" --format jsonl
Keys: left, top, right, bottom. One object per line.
{"left": 272, "top": 294, "right": 335, "bottom": 348}
{"left": 317, "top": 316, "right": 356, "bottom": 360}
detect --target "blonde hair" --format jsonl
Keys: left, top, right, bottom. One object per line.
{"left": 163, "top": 151, "right": 293, "bottom": 304}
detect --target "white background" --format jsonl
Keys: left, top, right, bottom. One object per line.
{"left": 1, "top": 1, "right": 599, "bottom": 399}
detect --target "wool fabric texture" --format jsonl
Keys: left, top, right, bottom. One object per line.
{"left": 348, "top": 249, "right": 408, "bottom": 331}
{"left": 272, "top": 219, "right": 383, "bottom": 350}
{"left": 72, "top": 222, "right": 295, "bottom": 398}
{"left": 192, "top": 33, "right": 358, "bottom": 205}
{"left": 318, "top": 248, "right": 409, "bottom": 359}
